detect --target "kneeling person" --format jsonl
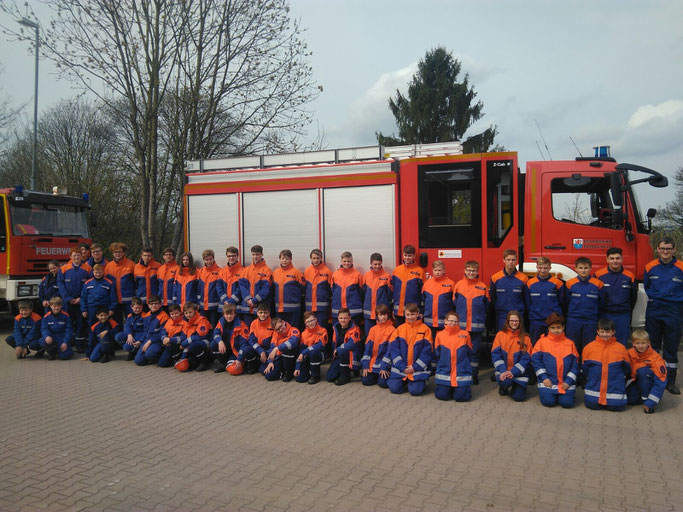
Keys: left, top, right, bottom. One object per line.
{"left": 211, "top": 304, "right": 249, "bottom": 374}
{"left": 88, "top": 307, "right": 120, "bottom": 363}
{"left": 262, "top": 317, "right": 300, "bottom": 382}
{"left": 326, "top": 308, "right": 362, "bottom": 386}
{"left": 433, "top": 311, "right": 472, "bottom": 401}
{"left": 626, "top": 329, "right": 667, "bottom": 413}
{"left": 388, "top": 303, "right": 433, "bottom": 396}
{"left": 294, "top": 311, "right": 328, "bottom": 384}
{"left": 40, "top": 297, "right": 75, "bottom": 360}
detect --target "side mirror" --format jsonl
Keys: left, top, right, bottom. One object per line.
{"left": 647, "top": 208, "right": 657, "bottom": 219}
{"left": 419, "top": 251, "right": 429, "bottom": 268}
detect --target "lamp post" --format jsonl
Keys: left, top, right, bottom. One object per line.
{"left": 18, "top": 17, "right": 39, "bottom": 191}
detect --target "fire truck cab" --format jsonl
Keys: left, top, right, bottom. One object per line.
{"left": 0, "top": 186, "right": 91, "bottom": 312}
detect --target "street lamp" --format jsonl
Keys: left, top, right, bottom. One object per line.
{"left": 17, "top": 16, "right": 39, "bottom": 191}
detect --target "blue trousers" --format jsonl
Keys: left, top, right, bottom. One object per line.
{"left": 566, "top": 319, "right": 597, "bottom": 354}
{"left": 470, "top": 331, "right": 482, "bottom": 378}
{"left": 603, "top": 312, "right": 631, "bottom": 346}
{"left": 584, "top": 401, "right": 624, "bottom": 412}
{"left": 388, "top": 377, "right": 426, "bottom": 396}
{"left": 114, "top": 332, "right": 145, "bottom": 354}
{"left": 6, "top": 335, "right": 42, "bottom": 351}
{"left": 39, "top": 338, "right": 74, "bottom": 360}
{"left": 646, "top": 301, "right": 682, "bottom": 372}
{"left": 294, "top": 349, "right": 323, "bottom": 382}
{"left": 134, "top": 343, "right": 164, "bottom": 366}
{"left": 626, "top": 367, "right": 659, "bottom": 405}
{"left": 434, "top": 384, "right": 471, "bottom": 402}
{"left": 538, "top": 388, "right": 575, "bottom": 408}
{"left": 326, "top": 346, "right": 357, "bottom": 381}
{"left": 157, "top": 343, "right": 182, "bottom": 367}
{"left": 361, "top": 372, "right": 388, "bottom": 388}
{"left": 88, "top": 332, "right": 117, "bottom": 362}
{"left": 260, "top": 359, "right": 283, "bottom": 381}
{"left": 529, "top": 321, "right": 547, "bottom": 345}
{"left": 497, "top": 378, "right": 527, "bottom": 401}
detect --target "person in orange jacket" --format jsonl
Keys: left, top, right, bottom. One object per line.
{"left": 582, "top": 318, "right": 630, "bottom": 411}
{"left": 361, "top": 304, "right": 394, "bottom": 388}
{"left": 157, "top": 247, "right": 179, "bottom": 310}
{"left": 174, "top": 302, "right": 213, "bottom": 372}
{"left": 391, "top": 245, "right": 425, "bottom": 326}
{"left": 626, "top": 329, "right": 667, "bottom": 413}
{"left": 294, "top": 311, "right": 328, "bottom": 384}
{"left": 157, "top": 304, "right": 187, "bottom": 367}
{"left": 272, "top": 249, "right": 305, "bottom": 329}
{"left": 262, "top": 317, "right": 300, "bottom": 382}
{"left": 422, "top": 260, "right": 455, "bottom": 338}
{"left": 453, "top": 260, "right": 490, "bottom": 384}
{"left": 134, "top": 248, "right": 161, "bottom": 305}
{"left": 217, "top": 246, "right": 243, "bottom": 312}
{"left": 238, "top": 245, "right": 273, "bottom": 324}
{"left": 331, "top": 252, "right": 364, "bottom": 327}
{"left": 197, "top": 249, "right": 222, "bottom": 325}
{"left": 237, "top": 303, "right": 274, "bottom": 375}
{"left": 491, "top": 310, "right": 532, "bottom": 401}
{"left": 105, "top": 242, "right": 136, "bottom": 323}
{"left": 433, "top": 310, "right": 472, "bottom": 401}
{"left": 388, "top": 303, "right": 433, "bottom": 396}
{"left": 174, "top": 252, "right": 199, "bottom": 308}
{"left": 304, "top": 248, "right": 332, "bottom": 330}
{"left": 531, "top": 313, "right": 580, "bottom": 408}
{"left": 363, "top": 253, "right": 392, "bottom": 331}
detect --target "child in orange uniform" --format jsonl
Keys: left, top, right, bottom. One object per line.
{"left": 433, "top": 310, "right": 472, "bottom": 401}
{"left": 363, "top": 253, "right": 392, "bottom": 331}
{"left": 582, "top": 318, "right": 630, "bottom": 411}
{"left": 272, "top": 249, "right": 305, "bottom": 329}
{"left": 531, "top": 313, "right": 579, "bottom": 408}
{"left": 294, "top": 311, "right": 328, "bottom": 384}
{"left": 174, "top": 302, "right": 213, "bottom": 372}
{"left": 421, "top": 260, "right": 455, "bottom": 339}
{"left": 331, "top": 252, "right": 364, "bottom": 326}
{"left": 626, "top": 329, "right": 667, "bottom": 413}
{"left": 491, "top": 311, "right": 532, "bottom": 401}
{"left": 388, "top": 303, "right": 433, "bottom": 396}
{"left": 361, "top": 304, "right": 394, "bottom": 388}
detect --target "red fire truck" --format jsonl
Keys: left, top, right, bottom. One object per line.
{"left": 183, "top": 142, "right": 667, "bottom": 326}
{"left": 0, "top": 185, "right": 91, "bottom": 313}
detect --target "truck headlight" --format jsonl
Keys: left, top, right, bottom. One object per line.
{"left": 17, "top": 285, "right": 32, "bottom": 296}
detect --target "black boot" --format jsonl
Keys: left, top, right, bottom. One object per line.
{"left": 281, "top": 356, "right": 295, "bottom": 382}
{"left": 666, "top": 368, "right": 680, "bottom": 395}
{"left": 213, "top": 353, "right": 228, "bottom": 373}
{"left": 46, "top": 345, "right": 58, "bottom": 360}
{"left": 196, "top": 352, "right": 212, "bottom": 372}
{"left": 34, "top": 349, "right": 44, "bottom": 359}
{"left": 335, "top": 366, "right": 351, "bottom": 386}
{"left": 245, "top": 357, "right": 259, "bottom": 374}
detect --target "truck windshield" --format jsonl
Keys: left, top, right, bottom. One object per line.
{"left": 10, "top": 203, "right": 89, "bottom": 237}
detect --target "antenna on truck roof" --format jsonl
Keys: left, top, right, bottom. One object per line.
{"left": 569, "top": 136, "right": 584, "bottom": 157}
{"left": 534, "top": 119, "right": 552, "bottom": 160}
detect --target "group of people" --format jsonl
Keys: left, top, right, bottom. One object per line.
{"left": 5, "top": 237, "right": 682, "bottom": 413}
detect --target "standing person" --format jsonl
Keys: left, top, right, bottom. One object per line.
{"left": 304, "top": 248, "right": 332, "bottom": 329}
{"left": 58, "top": 247, "right": 92, "bottom": 352}
{"left": 238, "top": 245, "right": 273, "bottom": 325}
{"left": 272, "top": 249, "right": 305, "bottom": 330}
{"left": 565, "top": 257, "right": 605, "bottom": 355}
{"left": 331, "top": 252, "right": 364, "bottom": 327}
{"left": 39, "top": 260, "right": 61, "bottom": 314}
{"left": 594, "top": 247, "right": 637, "bottom": 346}
{"left": 217, "top": 246, "right": 243, "bottom": 312}
{"left": 391, "top": 245, "right": 425, "bottom": 326}
{"left": 78, "top": 243, "right": 91, "bottom": 263}
{"left": 157, "top": 247, "right": 179, "bottom": 310}
{"left": 525, "top": 257, "right": 565, "bottom": 345}
{"left": 491, "top": 311, "right": 532, "bottom": 401}
{"left": 644, "top": 237, "right": 683, "bottom": 394}
{"left": 105, "top": 242, "right": 136, "bottom": 323}
{"left": 363, "top": 253, "right": 392, "bottom": 331}
{"left": 80, "top": 263, "right": 117, "bottom": 333}
{"left": 197, "top": 249, "right": 222, "bottom": 326}
{"left": 174, "top": 252, "right": 199, "bottom": 308}
{"left": 134, "top": 248, "right": 161, "bottom": 305}
{"left": 86, "top": 243, "right": 108, "bottom": 268}
{"left": 421, "top": 260, "right": 455, "bottom": 338}
{"left": 490, "top": 249, "right": 528, "bottom": 332}
{"left": 453, "top": 260, "right": 489, "bottom": 384}
{"left": 387, "top": 303, "right": 433, "bottom": 396}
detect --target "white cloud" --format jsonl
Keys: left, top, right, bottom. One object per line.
{"left": 627, "top": 100, "right": 683, "bottom": 129}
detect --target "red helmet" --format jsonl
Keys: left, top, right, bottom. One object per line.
{"left": 226, "top": 360, "right": 243, "bottom": 376}
{"left": 175, "top": 358, "right": 190, "bottom": 372}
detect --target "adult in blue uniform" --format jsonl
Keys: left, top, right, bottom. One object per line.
{"left": 644, "top": 237, "right": 683, "bottom": 394}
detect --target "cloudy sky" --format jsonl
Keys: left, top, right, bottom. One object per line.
{"left": 2, "top": 0, "right": 681, "bottom": 208}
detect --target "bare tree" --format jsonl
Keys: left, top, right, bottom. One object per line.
{"left": 1, "top": 0, "right": 319, "bottom": 252}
